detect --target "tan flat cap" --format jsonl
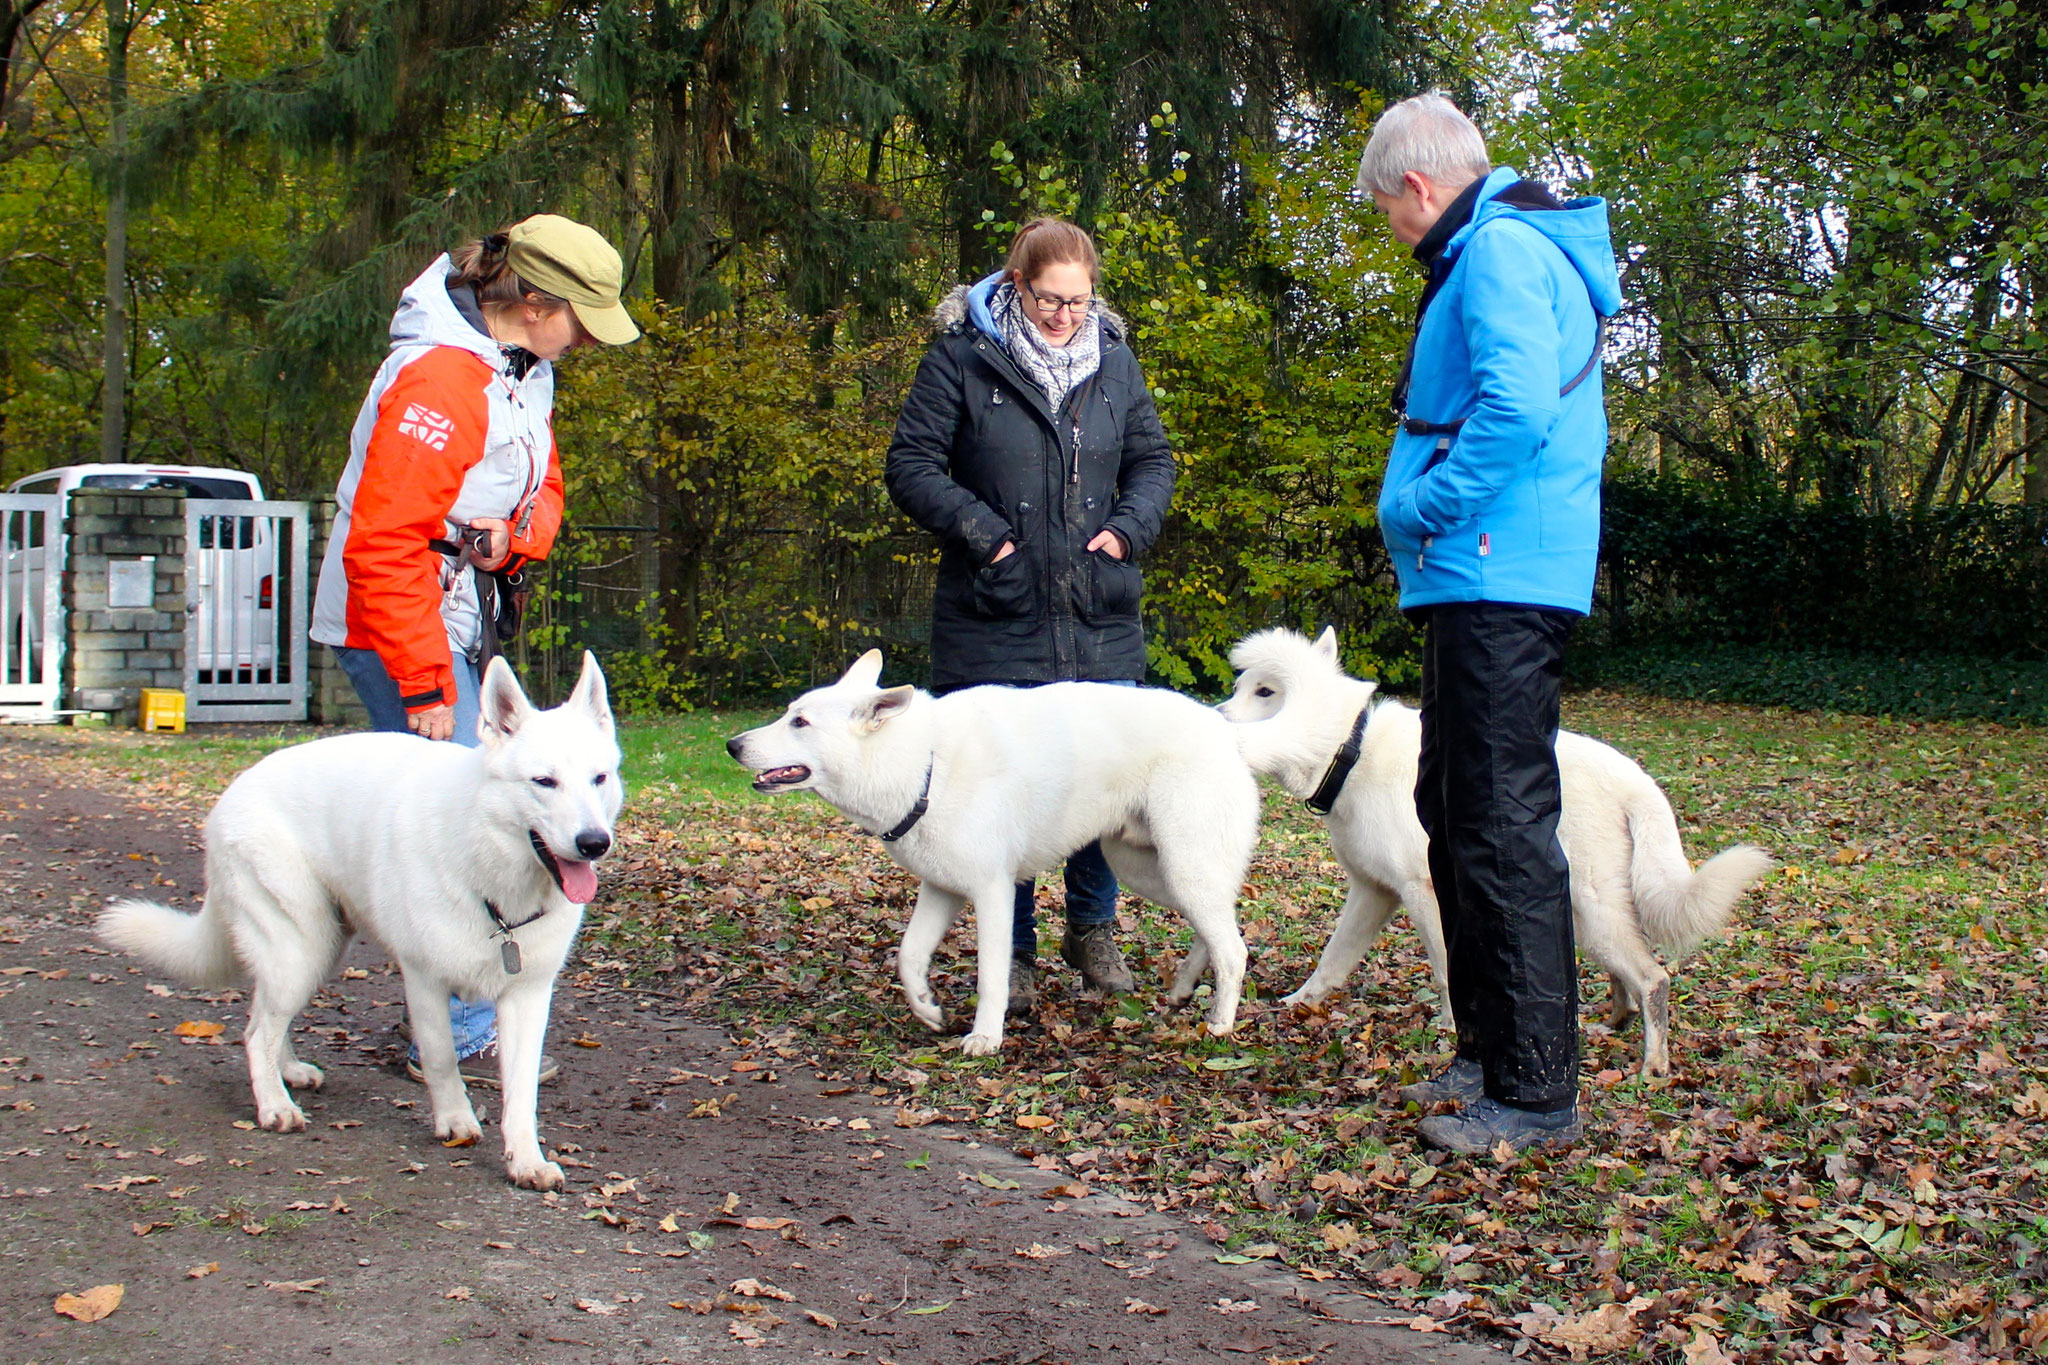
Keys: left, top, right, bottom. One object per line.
{"left": 506, "top": 214, "right": 640, "bottom": 346}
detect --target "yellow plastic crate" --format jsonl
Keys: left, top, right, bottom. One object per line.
{"left": 139, "top": 688, "right": 187, "bottom": 734}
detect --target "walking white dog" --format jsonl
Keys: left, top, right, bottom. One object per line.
{"left": 1220, "top": 628, "right": 1771, "bottom": 1077}
{"left": 727, "top": 651, "right": 1260, "bottom": 1056}
{"left": 98, "top": 653, "right": 620, "bottom": 1190}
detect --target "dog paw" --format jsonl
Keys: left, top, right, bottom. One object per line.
{"left": 257, "top": 1102, "right": 307, "bottom": 1133}
{"left": 436, "top": 1111, "right": 485, "bottom": 1145}
{"left": 507, "top": 1156, "right": 565, "bottom": 1192}
{"left": 1202, "top": 1016, "right": 1238, "bottom": 1039}
{"left": 959, "top": 1032, "right": 1003, "bottom": 1057}
{"left": 282, "top": 1061, "right": 325, "bottom": 1091}
{"left": 1278, "top": 987, "right": 1319, "bottom": 1009}
{"left": 907, "top": 995, "right": 945, "bottom": 1031}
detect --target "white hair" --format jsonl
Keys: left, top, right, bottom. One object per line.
{"left": 1354, "top": 94, "right": 1491, "bottom": 197}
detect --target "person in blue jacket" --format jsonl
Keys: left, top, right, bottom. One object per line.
{"left": 1360, "top": 94, "right": 1622, "bottom": 1153}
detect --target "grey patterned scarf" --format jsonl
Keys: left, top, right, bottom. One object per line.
{"left": 994, "top": 281, "right": 1102, "bottom": 412}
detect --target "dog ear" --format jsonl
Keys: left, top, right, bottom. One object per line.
{"left": 840, "top": 649, "right": 885, "bottom": 690}
{"left": 859, "top": 685, "right": 915, "bottom": 731}
{"left": 567, "top": 650, "right": 613, "bottom": 733}
{"left": 478, "top": 657, "right": 534, "bottom": 744}
{"left": 1314, "top": 626, "right": 1339, "bottom": 661}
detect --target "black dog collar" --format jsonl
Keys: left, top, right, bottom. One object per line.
{"left": 1304, "top": 705, "right": 1372, "bottom": 816}
{"left": 875, "top": 762, "right": 934, "bottom": 842}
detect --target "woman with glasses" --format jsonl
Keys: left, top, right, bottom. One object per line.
{"left": 884, "top": 217, "right": 1177, "bottom": 1017}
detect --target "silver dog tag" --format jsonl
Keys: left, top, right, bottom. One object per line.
{"left": 501, "top": 938, "right": 523, "bottom": 975}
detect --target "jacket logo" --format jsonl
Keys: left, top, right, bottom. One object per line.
{"left": 398, "top": 403, "right": 455, "bottom": 451}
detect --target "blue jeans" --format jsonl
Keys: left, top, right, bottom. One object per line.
{"left": 931, "top": 678, "right": 1137, "bottom": 958}
{"left": 331, "top": 645, "right": 498, "bottom": 1061}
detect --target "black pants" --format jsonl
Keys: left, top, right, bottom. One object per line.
{"left": 1413, "top": 602, "right": 1579, "bottom": 1112}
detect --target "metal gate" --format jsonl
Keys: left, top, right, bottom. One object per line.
{"left": 0, "top": 493, "right": 63, "bottom": 723}
{"left": 184, "top": 499, "right": 309, "bottom": 721}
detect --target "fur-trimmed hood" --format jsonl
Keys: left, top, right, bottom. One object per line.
{"left": 930, "top": 271, "right": 1128, "bottom": 344}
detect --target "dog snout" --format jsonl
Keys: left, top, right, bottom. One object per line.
{"left": 725, "top": 735, "right": 746, "bottom": 760}
{"left": 575, "top": 830, "right": 612, "bottom": 860}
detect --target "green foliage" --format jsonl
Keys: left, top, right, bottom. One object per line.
{"left": 1533, "top": 0, "right": 2047, "bottom": 509}
{"left": 1595, "top": 475, "right": 2048, "bottom": 658}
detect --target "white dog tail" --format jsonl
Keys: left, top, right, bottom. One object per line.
{"left": 98, "top": 897, "right": 240, "bottom": 988}
{"left": 1625, "top": 787, "right": 1774, "bottom": 960}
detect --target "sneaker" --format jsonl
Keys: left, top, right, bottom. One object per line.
{"left": 1061, "top": 923, "right": 1135, "bottom": 995}
{"left": 1008, "top": 952, "right": 1039, "bottom": 1017}
{"left": 406, "top": 1043, "right": 561, "bottom": 1090}
{"left": 1418, "top": 1097, "right": 1581, "bottom": 1155}
{"left": 1398, "top": 1057, "right": 1485, "bottom": 1108}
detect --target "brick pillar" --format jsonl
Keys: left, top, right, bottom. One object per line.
{"left": 62, "top": 488, "right": 186, "bottom": 726}
{"left": 305, "top": 496, "right": 368, "bottom": 729}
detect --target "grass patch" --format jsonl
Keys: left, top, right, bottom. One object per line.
{"left": 1570, "top": 643, "right": 2048, "bottom": 724}
{"left": 24, "top": 692, "right": 2048, "bottom": 1361}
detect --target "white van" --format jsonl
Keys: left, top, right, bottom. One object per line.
{"left": 4, "top": 464, "right": 276, "bottom": 684}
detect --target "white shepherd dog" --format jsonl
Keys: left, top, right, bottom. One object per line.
{"left": 99, "top": 654, "right": 621, "bottom": 1190}
{"left": 727, "top": 651, "right": 1260, "bottom": 1056}
{"left": 1220, "top": 628, "right": 1772, "bottom": 1077}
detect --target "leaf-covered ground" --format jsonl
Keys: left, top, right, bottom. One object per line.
{"left": 31, "top": 692, "right": 2048, "bottom": 1362}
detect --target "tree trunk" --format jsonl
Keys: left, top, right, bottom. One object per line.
{"left": 2026, "top": 272, "right": 2047, "bottom": 505}
{"left": 100, "top": 0, "right": 132, "bottom": 466}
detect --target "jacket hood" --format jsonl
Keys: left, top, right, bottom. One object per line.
{"left": 390, "top": 254, "right": 514, "bottom": 364}
{"left": 931, "top": 271, "right": 1128, "bottom": 344}
{"left": 1445, "top": 168, "right": 1623, "bottom": 318}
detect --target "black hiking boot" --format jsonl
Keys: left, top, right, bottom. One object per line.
{"left": 1418, "top": 1097, "right": 1581, "bottom": 1155}
{"left": 1398, "top": 1057, "right": 1485, "bottom": 1108}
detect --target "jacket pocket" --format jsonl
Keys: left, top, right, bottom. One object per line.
{"left": 1079, "top": 548, "right": 1142, "bottom": 622}
{"left": 971, "top": 548, "right": 1037, "bottom": 619}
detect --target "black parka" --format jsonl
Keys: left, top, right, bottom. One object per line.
{"left": 883, "top": 283, "right": 1177, "bottom": 689}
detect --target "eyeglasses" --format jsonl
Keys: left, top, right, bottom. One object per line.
{"left": 1022, "top": 282, "right": 1094, "bottom": 317}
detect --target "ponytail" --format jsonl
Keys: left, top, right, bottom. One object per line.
{"left": 448, "top": 227, "right": 564, "bottom": 311}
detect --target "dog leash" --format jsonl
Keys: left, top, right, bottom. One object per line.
{"left": 1304, "top": 705, "right": 1373, "bottom": 816}
{"left": 482, "top": 898, "right": 548, "bottom": 975}
{"left": 874, "top": 761, "right": 934, "bottom": 843}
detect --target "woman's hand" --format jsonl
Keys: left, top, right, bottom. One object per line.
{"left": 991, "top": 540, "right": 1017, "bottom": 563}
{"left": 1086, "top": 529, "right": 1126, "bottom": 560}
{"left": 467, "top": 517, "right": 513, "bottom": 572}
{"left": 409, "top": 704, "right": 457, "bottom": 742}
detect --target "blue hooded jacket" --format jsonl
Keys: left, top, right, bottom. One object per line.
{"left": 1377, "top": 167, "right": 1623, "bottom": 615}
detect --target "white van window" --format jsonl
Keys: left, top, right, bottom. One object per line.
{"left": 13, "top": 477, "right": 60, "bottom": 497}
{"left": 79, "top": 473, "right": 256, "bottom": 500}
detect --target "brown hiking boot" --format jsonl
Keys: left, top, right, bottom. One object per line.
{"left": 1061, "top": 923, "right": 1135, "bottom": 995}
{"left": 406, "top": 1042, "right": 560, "bottom": 1090}
{"left": 1008, "top": 951, "right": 1039, "bottom": 1017}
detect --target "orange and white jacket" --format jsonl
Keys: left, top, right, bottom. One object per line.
{"left": 311, "top": 255, "right": 564, "bottom": 712}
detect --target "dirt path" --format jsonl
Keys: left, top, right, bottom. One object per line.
{"left": 0, "top": 733, "right": 1488, "bottom": 1365}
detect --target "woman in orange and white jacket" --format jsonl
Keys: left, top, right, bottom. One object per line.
{"left": 310, "top": 213, "right": 637, "bottom": 1080}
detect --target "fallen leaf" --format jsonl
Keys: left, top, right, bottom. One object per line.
{"left": 1683, "top": 1330, "right": 1736, "bottom": 1365}
{"left": 576, "top": 1297, "right": 621, "bottom": 1315}
{"left": 53, "top": 1285, "right": 123, "bottom": 1321}
{"left": 444, "top": 1286, "right": 472, "bottom": 1301}
{"left": 173, "top": 1021, "right": 225, "bottom": 1039}
{"left": 329, "top": 1120, "right": 362, "bottom": 1130}
{"left": 894, "top": 1108, "right": 939, "bottom": 1128}
{"left": 1015, "top": 1114, "right": 1055, "bottom": 1130}
{"left": 730, "top": 1278, "right": 795, "bottom": 1301}
{"left": 972, "top": 1172, "right": 1021, "bottom": 1190}
{"left": 441, "top": 1133, "right": 477, "bottom": 1148}
{"left": 571, "top": 1034, "right": 602, "bottom": 1049}
{"left": 906, "top": 1301, "right": 951, "bottom": 1315}
{"left": 263, "top": 1278, "right": 326, "bottom": 1293}
{"left": 186, "top": 1263, "right": 219, "bottom": 1280}
{"left": 805, "top": 1309, "right": 837, "bottom": 1328}
{"left": 1016, "top": 1243, "right": 1073, "bottom": 1259}
{"left": 1211, "top": 1298, "right": 1259, "bottom": 1314}
{"left": 741, "top": 1217, "right": 799, "bottom": 1232}
{"left": 1125, "top": 1297, "right": 1167, "bottom": 1315}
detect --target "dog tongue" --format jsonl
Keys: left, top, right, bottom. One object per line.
{"left": 558, "top": 857, "right": 599, "bottom": 905}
